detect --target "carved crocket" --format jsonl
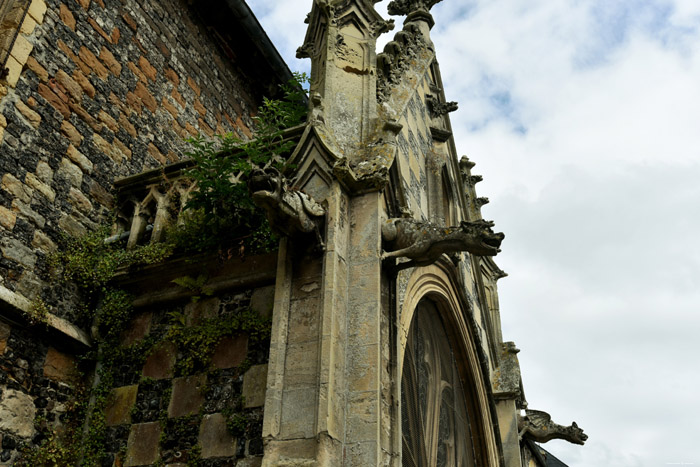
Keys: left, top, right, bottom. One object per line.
{"left": 381, "top": 218, "right": 504, "bottom": 269}
{"left": 248, "top": 168, "right": 325, "bottom": 246}
{"left": 518, "top": 409, "right": 588, "bottom": 445}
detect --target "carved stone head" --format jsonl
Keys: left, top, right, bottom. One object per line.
{"left": 459, "top": 219, "right": 504, "bottom": 256}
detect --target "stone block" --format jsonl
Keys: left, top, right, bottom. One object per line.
{"left": 0, "top": 206, "right": 16, "bottom": 230}
{"left": 55, "top": 69, "right": 81, "bottom": 102}
{"left": 4, "top": 55, "right": 22, "bottom": 87}
{"left": 25, "top": 173, "right": 54, "bottom": 201}
{"left": 1, "top": 173, "right": 31, "bottom": 203}
{"left": 211, "top": 335, "right": 248, "bottom": 370}
{"left": 27, "top": 0, "right": 47, "bottom": 24}
{"left": 35, "top": 160, "right": 53, "bottom": 182}
{"left": 69, "top": 187, "right": 92, "bottom": 213}
{"left": 242, "top": 364, "right": 268, "bottom": 408}
{"left": 58, "top": 3, "right": 75, "bottom": 30}
{"left": 121, "top": 311, "right": 152, "bottom": 347}
{"left": 43, "top": 347, "right": 76, "bottom": 383}
{"left": 66, "top": 145, "right": 93, "bottom": 173}
{"left": 282, "top": 342, "right": 316, "bottom": 388}
{"left": 15, "top": 100, "right": 41, "bottom": 128}
{"left": 99, "top": 46, "right": 122, "bottom": 75}
{"left": 198, "top": 413, "right": 236, "bottom": 458}
{"left": 279, "top": 387, "right": 316, "bottom": 439}
{"left": 32, "top": 230, "right": 57, "bottom": 252}
{"left": 37, "top": 83, "right": 70, "bottom": 118}
{"left": 12, "top": 199, "right": 46, "bottom": 228}
{"left": 288, "top": 297, "right": 320, "bottom": 342}
{"left": 184, "top": 297, "right": 219, "bottom": 326}
{"left": 105, "top": 385, "right": 138, "bottom": 426}
{"left": 250, "top": 286, "right": 274, "bottom": 318}
{"left": 125, "top": 422, "right": 161, "bottom": 466}
{"left": 142, "top": 342, "right": 176, "bottom": 380}
{"left": 78, "top": 46, "right": 109, "bottom": 79}
{"left": 1, "top": 238, "right": 36, "bottom": 268}
{"left": 61, "top": 121, "right": 83, "bottom": 146}
{"left": 20, "top": 14, "right": 37, "bottom": 34}
{"left": 0, "top": 389, "right": 36, "bottom": 438}
{"left": 347, "top": 344, "right": 378, "bottom": 392}
{"left": 168, "top": 375, "right": 206, "bottom": 417}
{"left": 58, "top": 158, "right": 83, "bottom": 187}
{"left": 72, "top": 69, "right": 95, "bottom": 98}
{"left": 9, "top": 34, "right": 33, "bottom": 65}
{"left": 138, "top": 56, "right": 157, "bottom": 81}
{"left": 58, "top": 214, "right": 86, "bottom": 237}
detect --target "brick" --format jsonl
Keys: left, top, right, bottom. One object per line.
{"left": 111, "top": 27, "right": 120, "bottom": 44}
{"left": 55, "top": 69, "right": 82, "bottom": 102}
{"left": 78, "top": 46, "right": 109, "bottom": 79}
{"left": 69, "top": 187, "right": 92, "bottom": 213}
{"left": 87, "top": 17, "right": 112, "bottom": 43}
{"left": 27, "top": 56, "right": 49, "bottom": 82}
{"left": 187, "top": 76, "right": 201, "bottom": 96}
{"left": 118, "top": 112, "right": 137, "bottom": 137}
{"left": 48, "top": 78, "right": 70, "bottom": 103}
{"left": 126, "top": 61, "right": 147, "bottom": 83}
{"left": 43, "top": 347, "right": 76, "bottom": 383}
{"left": 38, "top": 83, "right": 70, "bottom": 119}
{"left": 59, "top": 3, "right": 76, "bottom": 31}
{"left": 98, "top": 110, "right": 118, "bottom": 132}
{"left": 20, "top": 14, "right": 37, "bottom": 35}
{"left": 125, "top": 91, "right": 142, "bottom": 114}
{"left": 164, "top": 68, "right": 179, "bottom": 86}
{"left": 171, "top": 87, "right": 185, "bottom": 106}
{"left": 61, "top": 121, "right": 83, "bottom": 146}
{"left": 134, "top": 82, "right": 157, "bottom": 112}
{"left": 138, "top": 56, "right": 157, "bottom": 81}
{"left": 27, "top": 0, "right": 47, "bottom": 24}
{"left": 1, "top": 174, "right": 32, "bottom": 203}
{"left": 15, "top": 100, "right": 41, "bottom": 128}
{"left": 25, "top": 173, "right": 55, "bottom": 201}
{"left": 194, "top": 99, "right": 206, "bottom": 117}
{"left": 147, "top": 142, "right": 165, "bottom": 164}
{"left": 105, "top": 385, "right": 138, "bottom": 426}
{"left": 125, "top": 422, "right": 160, "bottom": 466}
{"left": 72, "top": 70, "right": 95, "bottom": 98}
{"left": 161, "top": 96, "right": 178, "bottom": 119}
{"left": 0, "top": 206, "right": 16, "bottom": 230}
{"left": 122, "top": 12, "right": 137, "bottom": 31}
{"left": 10, "top": 34, "right": 33, "bottom": 65}
{"left": 99, "top": 46, "right": 121, "bottom": 75}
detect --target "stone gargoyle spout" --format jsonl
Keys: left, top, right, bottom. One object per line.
{"left": 381, "top": 218, "right": 504, "bottom": 269}
{"left": 518, "top": 409, "right": 588, "bottom": 445}
{"left": 248, "top": 168, "right": 325, "bottom": 247}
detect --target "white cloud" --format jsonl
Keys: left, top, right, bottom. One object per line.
{"left": 247, "top": 1, "right": 700, "bottom": 465}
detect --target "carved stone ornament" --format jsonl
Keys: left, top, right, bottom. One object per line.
{"left": 426, "top": 94, "right": 458, "bottom": 117}
{"left": 381, "top": 218, "right": 504, "bottom": 269}
{"left": 387, "top": 0, "right": 444, "bottom": 16}
{"left": 248, "top": 168, "right": 326, "bottom": 246}
{"left": 518, "top": 409, "right": 588, "bottom": 445}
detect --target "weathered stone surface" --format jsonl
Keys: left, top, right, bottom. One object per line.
{"left": 32, "top": 230, "right": 57, "bottom": 252}
{"left": 1, "top": 174, "right": 31, "bottom": 203}
{"left": 211, "top": 335, "right": 248, "bottom": 370}
{"left": 125, "top": 422, "right": 161, "bottom": 466}
{"left": 0, "top": 206, "right": 16, "bottom": 230}
{"left": 57, "top": 158, "right": 83, "bottom": 187}
{"left": 250, "top": 285, "right": 275, "bottom": 318}
{"left": 66, "top": 144, "right": 93, "bottom": 173}
{"left": 0, "top": 389, "right": 36, "bottom": 438}
{"left": 105, "top": 385, "right": 138, "bottom": 426}
{"left": 0, "top": 322, "right": 9, "bottom": 355}
{"left": 25, "top": 173, "right": 55, "bottom": 201}
{"left": 1, "top": 238, "right": 36, "bottom": 268}
{"left": 43, "top": 347, "right": 76, "bottom": 383}
{"left": 242, "top": 364, "right": 268, "bottom": 408}
{"left": 198, "top": 413, "right": 236, "bottom": 458}
{"left": 184, "top": 297, "right": 219, "bottom": 325}
{"left": 142, "top": 342, "right": 176, "bottom": 380}
{"left": 121, "top": 312, "right": 152, "bottom": 346}
{"left": 168, "top": 375, "right": 206, "bottom": 417}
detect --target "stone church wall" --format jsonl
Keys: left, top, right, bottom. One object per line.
{"left": 0, "top": 0, "right": 259, "bottom": 308}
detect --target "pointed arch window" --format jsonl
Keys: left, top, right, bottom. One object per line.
{"left": 401, "top": 300, "right": 477, "bottom": 466}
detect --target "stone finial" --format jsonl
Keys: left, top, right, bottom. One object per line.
{"left": 387, "top": 0, "right": 444, "bottom": 28}
{"left": 518, "top": 410, "right": 589, "bottom": 445}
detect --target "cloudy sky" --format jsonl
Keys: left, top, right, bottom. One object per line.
{"left": 247, "top": 0, "right": 700, "bottom": 465}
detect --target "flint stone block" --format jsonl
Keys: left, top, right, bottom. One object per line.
{"left": 0, "top": 389, "right": 36, "bottom": 438}
{"left": 125, "top": 422, "right": 161, "bottom": 466}
{"left": 211, "top": 335, "right": 248, "bottom": 370}
{"left": 168, "top": 375, "right": 206, "bottom": 418}
{"left": 105, "top": 385, "right": 138, "bottom": 426}
{"left": 142, "top": 342, "right": 176, "bottom": 380}
{"left": 198, "top": 413, "right": 236, "bottom": 458}
{"left": 242, "top": 364, "right": 268, "bottom": 408}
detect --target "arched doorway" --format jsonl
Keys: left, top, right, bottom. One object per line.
{"left": 401, "top": 300, "right": 477, "bottom": 467}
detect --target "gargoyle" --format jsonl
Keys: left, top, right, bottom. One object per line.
{"left": 381, "top": 218, "right": 504, "bottom": 269}
{"left": 248, "top": 168, "right": 325, "bottom": 247}
{"left": 388, "top": 0, "right": 444, "bottom": 16}
{"left": 518, "top": 409, "right": 588, "bottom": 445}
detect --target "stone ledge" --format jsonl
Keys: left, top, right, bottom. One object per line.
{"left": 0, "top": 285, "right": 92, "bottom": 351}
